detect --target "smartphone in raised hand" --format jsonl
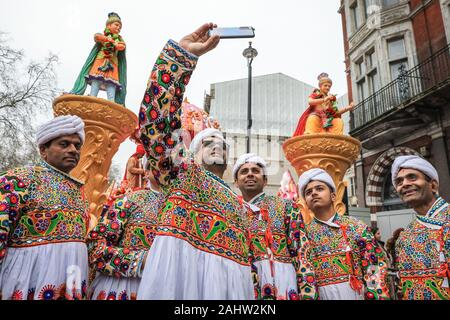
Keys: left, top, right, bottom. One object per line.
{"left": 208, "top": 27, "right": 255, "bottom": 39}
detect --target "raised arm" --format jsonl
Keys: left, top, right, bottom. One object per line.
{"left": 87, "top": 196, "right": 147, "bottom": 278}
{"left": 0, "top": 171, "right": 27, "bottom": 265}
{"left": 338, "top": 101, "right": 355, "bottom": 115}
{"left": 138, "top": 23, "right": 219, "bottom": 186}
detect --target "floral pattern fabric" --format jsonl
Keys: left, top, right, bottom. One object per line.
{"left": 251, "top": 193, "right": 317, "bottom": 299}
{"left": 6, "top": 280, "right": 88, "bottom": 301}
{"left": 0, "top": 162, "right": 89, "bottom": 300}
{"left": 307, "top": 214, "right": 390, "bottom": 300}
{"left": 0, "top": 161, "right": 89, "bottom": 255}
{"left": 87, "top": 189, "right": 164, "bottom": 278}
{"left": 395, "top": 197, "right": 450, "bottom": 300}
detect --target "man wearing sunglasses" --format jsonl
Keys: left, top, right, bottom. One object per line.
{"left": 193, "top": 132, "right": 229, "bottom": 177}
{"left": 391, "top": 155, "right": 450, "bottom": 300}
{"left": 136, "top": 23, "right": 272, "bottom": 300}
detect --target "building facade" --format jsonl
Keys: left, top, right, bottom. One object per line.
{"left": 339, "top": 0, "right": 450, "bottom": 237}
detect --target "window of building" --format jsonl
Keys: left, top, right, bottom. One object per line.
{"left": 382, "top": 0, "right": 399, "bottom": 8}
{"left": 387, "top": 37, "right": 408, "bottom": 80}
{"left": 388, "top": 38, "right": 406, "bottom": 60}
{"left": 357, "top": 78, "right": 367, "bottom": 101}
{"left": 356, "top": 58, "right": 365, "bottom": 79}
{"left": 363, "top": 0, "right": 369, "bottom": 19}
{"left": 363, "top": 0, "right": 378, "bottom": 18}
{"left": 354, "top": 48, "right": 378, "bottom": 102}
{"left": 390, "top": 60, "right": 408, "bottom": 80}
{"left": 368, "top": 70, "right": 379, "bottom": 94}
{"left": 366, "top": 50, "right": 379, "bottom": 94}
{"left": 350, "top": 1, "right": 362, "bottom": 32}
{"left": 366, "top": 50, "right": 376, "bottom": 70}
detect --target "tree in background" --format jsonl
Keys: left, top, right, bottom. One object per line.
{"left": 107, "top": 160, "right": 122, "bottom": 184}
{"left": 0, "top": 31, "right": 59, "bottom": 171}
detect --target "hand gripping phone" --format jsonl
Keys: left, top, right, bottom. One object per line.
{"left": 208, "top": 27, "right": 255, "bottom": 39}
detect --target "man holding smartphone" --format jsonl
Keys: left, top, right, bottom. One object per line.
{"left": 136, "top": 23, "right": 273, "bottom": 300}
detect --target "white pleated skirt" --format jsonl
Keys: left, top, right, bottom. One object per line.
{"left": 137, "top": 236, "right": 255, "bottom": 300}
{"left": 318, "top": 282, "right": 364, "bottom": 300}
{"left": 0, "top": 242, "right": 89, "bottom": 300}
{"left": 89, "top": 274, "right": 141, "bottom": 300}
{"left": 254, "top": 260, "right": 297, "bottom": 299}
{"left": 273, "top": 262, "right": 298, "bottom": 299}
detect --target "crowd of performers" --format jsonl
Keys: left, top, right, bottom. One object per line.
{"left": 0, "top": 23, "right": 449, "bottom": 300}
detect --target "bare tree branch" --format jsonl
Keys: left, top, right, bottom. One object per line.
{"left": 0, "top": 31, "right": 59, "bottom": 171}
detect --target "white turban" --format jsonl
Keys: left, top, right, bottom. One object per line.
{"left": 36, "top": 115, "right": 85, "bottom": 146}
{"left": 298, "top": 168, "right": 336, "bottom": 198}
{"left": 391, "top": 155, "right": 439, "bottom": 186}
{"left": 233, "top": 153, "right": 267, "bottom": 179}
{"left": 189, "top": 128, "right": 228, "bottom": 155}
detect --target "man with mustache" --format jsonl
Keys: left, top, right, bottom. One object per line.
{"left": 233, "top": 153, "right": 317, "bottom": 300}
{"left": 391, "top": 155, "right": 450, "bottom": 300}
{"left": 0, "top": 115, "right": 90, "bottom": 300}
{"left": 299, "top": 168, "right": 390, "bottom": 300}
{"left": 136, "top": 23, "right": 272, "bottom": 300}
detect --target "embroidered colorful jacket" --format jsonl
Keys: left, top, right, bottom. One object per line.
{"left": 0, "top": 161, "right": 89, "bottom": 261}
{"left": 87, "top": 189, "right": 163, "bottom": 278}
{"left": 137, "top": 40, "right": 269, "bottom": 297}
{"left": 306, "top": 214, "right": 390, "bottom": 300}
{"left": 395, "top": 197, "right": 450, "bottom": 300}
{"left": 250, "top": 193, "right": 317, "bottom": 299}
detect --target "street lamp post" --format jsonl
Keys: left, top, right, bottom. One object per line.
{"left": 242, "top": 42, "right": 258, "bottom": 153}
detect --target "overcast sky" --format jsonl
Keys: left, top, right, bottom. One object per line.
{"left": 1, "top": 0, "right": 346, "bottom": 175}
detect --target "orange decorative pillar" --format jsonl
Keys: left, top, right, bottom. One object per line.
{"left": 283, "top": 134, "right": 361, "bottom": 223}
{"left": 53, "top": 94, "right": 138, "bottom": 228}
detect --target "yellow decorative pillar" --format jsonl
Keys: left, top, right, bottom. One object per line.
{"left": 283, "top": 134, "right": 361, "bottom": 223}
{"left": 53, "top": 94, "right": 138, "bottom": 227}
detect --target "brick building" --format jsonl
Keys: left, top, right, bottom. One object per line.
{"left": 339, "top": 0, "right": 450, "bottom": 237}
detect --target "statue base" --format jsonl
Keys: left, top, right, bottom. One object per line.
{"left": 283, "top": 134, "right": 361, "bottom": 223}
{"left": 53, "top": 94, "right": 138, "bottom": 227}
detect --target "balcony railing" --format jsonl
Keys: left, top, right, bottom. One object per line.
{"left": 350, "top": 44, "right": 450, "bottom": 132}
